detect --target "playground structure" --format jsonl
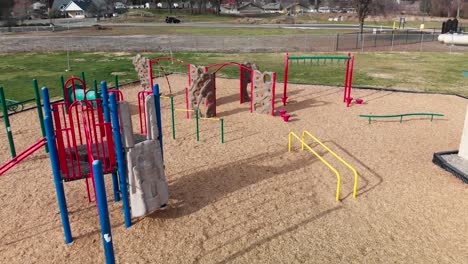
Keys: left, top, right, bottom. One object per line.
{"left": 282, "top": 53, "right": 355, "bottom": 107}
{"left": 139, "top": 55, "right": 277, "bottom": 118}
{"left": 0, "top": 72, "right": 170, "bottom": 262}
{"left": 288, "top": 130, "right": 358, "bottom": 201}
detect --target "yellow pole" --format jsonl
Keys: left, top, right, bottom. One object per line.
{"left": 302, "top": 130, "right": 359, "bottom": 199}
{"left": 289, "top": 132, "right": 342, "bottom": 201}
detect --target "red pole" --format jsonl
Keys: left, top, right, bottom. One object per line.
{"left": 187, "top": 64, "right": 191, "bottom": 88}
{"left": 282, "top": 53, "right": 289, "bottom": 106}
{"left": 347, "top": 56, "right": 355, "bottom": 107}
{"left": 239, "top": 65, "right": 243, "bottom": 104}
{"left": 250, "top": 71, "right": 254, "bottom": 113}
{"left": 185, "top": 87, "right": 189, "bottom": 119}
{"left": 213, "top": 73, "right": 217, "bottom": 117}
{"left": 344, "top": 52, "right": 350, "bottom": 103}
{"left": 138, "top": 92, "right": 144, "bottom": 134}
{"left": 148, "top": 60, "right": 154, "bottom": 91}
{"left": 272, "top": 72, "right": 276, "bottom": 116}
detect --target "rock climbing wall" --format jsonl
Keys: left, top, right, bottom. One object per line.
{"left": 119, "top": 95, "right": 169, "bottom": 218}
{"left": 252, "top": 70, "right": 274, "bottom": 115}
{"left": 132, "top": 54, "right": 151, "bottom": 90}
{"left": 240, "top": 62, "right": 259, "bottom": 102}
{"left": 188, "top": 66, "right": 216, "bottom": 118}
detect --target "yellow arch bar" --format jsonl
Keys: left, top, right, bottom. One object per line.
{"left": 301, "top": 130, "right": 358, "bottom": 199}
{"left": 288, "top": 132, "right": 342, "bottom": 201}
{"left": 175, "top": 109, "right": 195, "bottom": 112}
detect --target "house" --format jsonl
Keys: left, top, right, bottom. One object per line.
{"left": 262, "top": 3, "right": 284, "bottom": 14}
{"left": 64, "top": 0, "right": 93, "bottom": 18}
{"left": 237, "top": 3, "right": 264, "bottom": 14}
{"left": 284, "top": 3, "right": 309, "bottom": 15}
{"left": 52, "top": 0, "right": 111, "bottom": 18}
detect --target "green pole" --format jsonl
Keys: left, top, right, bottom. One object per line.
{"left": 114, "top": 75, "right": 119, "bottom": 90}
{"left": 81, "top": 71, "right": 86, "bottom": 84}
{"left": 170, "top": 96, "right": 175, "bottom": 139}
{"left": 220, "top": 118, "right": 224, "bottom": 144}
{"left": 94, "top": 80, "right": 100, "bottom": 98}
{"left": 195, "top": 109, "right": 199, "bottom": 142}
{"left": 33, "top": 79, "right": 48, "bottom": 153}
{"left": 60, "top": 75, "right": 66, "bottom": 102}
{"left": 0, "top": 87, "right": 16, "bottom": 158}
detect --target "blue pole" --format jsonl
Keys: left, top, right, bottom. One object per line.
{"left": 92, "top": 160, "right": 116, "bottom": 264}
{"left": 152, "top": 84, "right": 163, "bottom": 160}
{"left": 100, "top": 81, "right": 120, "bottom": 202}
{"left": 42, "top": 87, "right": 73, "bottom": 244}
{"left": 100, "top": 81, "right": 111, "bottom": 125}
{"left": 109, "top": 93, "right": 132, "bottom": 228}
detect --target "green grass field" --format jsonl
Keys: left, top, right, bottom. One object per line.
{"left": 0, "top": 51, "right": 466, "bottom": 101}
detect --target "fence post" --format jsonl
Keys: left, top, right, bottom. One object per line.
{"left": 405, "top": 30, "right": 409, "bottom": 44}
{"left": 355, "top": 33, "right": 359, "bottom": 49}
{"left": 361, "top": 33, "right": 365, "bottom": 52}
{"left": 374, "top": 33, "right": 377, "bottom": 47}
{"left": 33, "top": 79, "right": 48, "bottom": 153}
{"left": 0, "top": 87, "right": 16, "bottom": 158}
{"left": 335, "top": 34, "right": 339, "bottom": 51}
{"left": 391, "top": 31, "right": 395, "bottom": 51}
{"left": 420, "top": 31, "right": 424, "bottom": 52}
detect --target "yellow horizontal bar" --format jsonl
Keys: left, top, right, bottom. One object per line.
{"left": 200, "top": 117, "right": 220, "bottom": 121}
{"left": 175, "top": 109, "right": 194, "bottom": 112}
{"left": 301, "top": 130, "right": 359, "bottom": 199}
{"left": 288, "top": 132, "right": 341, "bottom": 201}
{"left": 160, "top": 96, "right": 171, "bottom": 99}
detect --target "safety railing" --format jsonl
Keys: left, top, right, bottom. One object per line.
{"left": 288, "top": 132, "right": 342, "bottom": 201}
{"left": 0, "top": 137, "right": 47, "bottom": 176}
{"left": 301, "top": 130, "right": 358, "bottom": 199}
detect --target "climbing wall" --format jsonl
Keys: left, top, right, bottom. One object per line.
{"left": 119, "top": 96, "right": 169, "bottom": 218}
{"left": 188, "top": 65, "right": 216, "bottom": 118}
{"left": 252, "top": 70, "right": 274, "bottom": 115}
{"left": 132, "top": 54, "right": 151, "bottom": 90}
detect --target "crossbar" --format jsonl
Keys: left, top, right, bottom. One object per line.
{"left": 359, "top": 113, "right": 445, "bottom": 124}
{"left": 288, "top": 132, "right": 342, "bottom": 201}
{"left": 288, "top": 56, "right": 351, "bottom": 61}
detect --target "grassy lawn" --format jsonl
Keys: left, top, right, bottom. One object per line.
{"left": 0, "top": 51, "right": 466, "bottom": 101}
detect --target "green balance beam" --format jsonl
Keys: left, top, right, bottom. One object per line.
{"left": 359, "top": 113, "right": 445, "bottom": 124}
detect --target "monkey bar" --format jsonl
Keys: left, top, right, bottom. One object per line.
{"left": 283, "top": 53, "right": 355, "bottom": 107}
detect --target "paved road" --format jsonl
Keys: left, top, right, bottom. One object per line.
{"left": 23, "top": 17, "right": 402, "bottom": 30}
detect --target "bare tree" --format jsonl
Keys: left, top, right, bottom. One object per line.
{"left": 353, "top": 0, "right": 372, "bottom": 34}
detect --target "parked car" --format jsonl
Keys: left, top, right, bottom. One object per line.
{"left": 165, "top": 16, "right": 181, "bottom": 23}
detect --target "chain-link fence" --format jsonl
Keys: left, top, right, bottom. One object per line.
{"left": 1, "top": 32, "right": 466, "bottom": 53}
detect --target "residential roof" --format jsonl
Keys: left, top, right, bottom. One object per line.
{"left": 238, "top": 3, "right": 264, "bottom": 10}
{"left": 53, "top": 0, "right": 104, "bottom": 11}
{"left": 284, "top": 3, "right": 310, "bottom": 10}
{"left": 263, "top": 3, "right": 282, "bottom": 10}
